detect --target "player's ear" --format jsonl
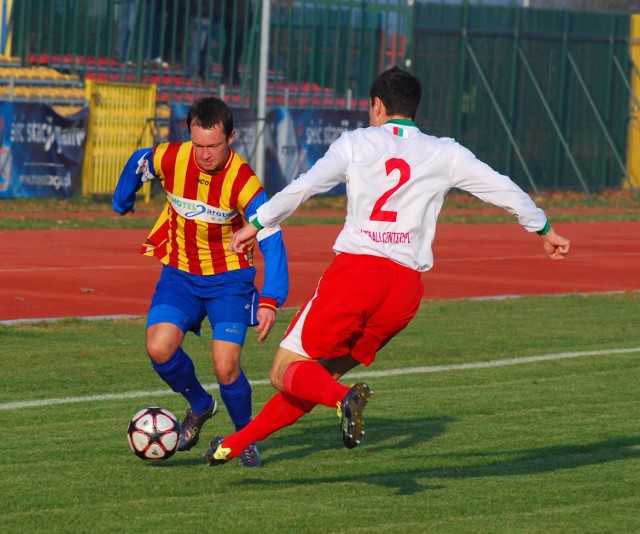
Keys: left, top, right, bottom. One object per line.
{"left": 374, "top": 96, "right": 388, "bottom": 119}
{"left": 370, "top": 97, "right": 386, "bottom": 126}
{"left": 228, "top": 130, "right": 236, "bottom": 145}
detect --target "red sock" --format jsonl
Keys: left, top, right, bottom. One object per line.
{"left": 282, "top": 360, "right": 350, "bottom": 408}
{"left": 222, "top": 392, "right": 315, "bottom": 458}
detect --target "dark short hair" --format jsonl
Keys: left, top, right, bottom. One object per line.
{"left": 186, "top": 96, "right": 234, "bottom": 138}
{"left": 369, "top": 66, "right": 422, "bottom": 120}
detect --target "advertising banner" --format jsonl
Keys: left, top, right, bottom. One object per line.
{"left": 266, "top": 108, "right": 368, "bottom": 195}
{"left": 170, "top": 104, "right": 368, "bottom": 196}
{"left": 0, "top": 102, "right": 88, "bottom": 198}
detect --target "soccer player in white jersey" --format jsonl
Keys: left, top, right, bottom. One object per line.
{"left": 203, "top": 66, "right": 571, "bottom": 465}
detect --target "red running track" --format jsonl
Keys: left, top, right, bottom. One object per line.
{"left": 0, "top": 222, "right": 638, "bottom": 322}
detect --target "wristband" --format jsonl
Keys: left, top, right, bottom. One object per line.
{"left": 536, "top": 221, "right": 551, "bottom": 236}
{"left": 259, "top": 296, "right": 278, "bottom": 312}
{"left": 251, "top": 217, "right": 264, "bottom": 230}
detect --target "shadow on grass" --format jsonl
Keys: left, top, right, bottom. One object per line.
{"left": 160, "top": 414, "right": 453, "bottom": 471}
{"left": 148, "top": 412, "right": 640, "bottom": 498}
{"left": 238, "top": 429, "right": 640, "bottom": 496}
{"left": 431, "top": 436, "right": 640, "bottom": 479}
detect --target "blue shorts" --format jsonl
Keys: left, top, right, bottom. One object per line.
{"left": 147, "top": 265, "right": 259, "bottom": 343}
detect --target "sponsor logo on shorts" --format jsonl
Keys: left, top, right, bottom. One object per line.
{"left": 225, "top": 323, "right": 243, "bottom": 335}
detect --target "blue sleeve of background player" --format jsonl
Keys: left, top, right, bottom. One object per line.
{"left": 245, "top": 190, "right": 289, "bottom": 308}
{"left": 112, "top": 148, "right": 156, "bottom": 214}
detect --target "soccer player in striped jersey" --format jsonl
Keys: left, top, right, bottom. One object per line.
{"left": 113, "top": 96, "right": 289, "bottom": 467}
{"left": 203, "top": 66, "right": 570, "bottom": 466}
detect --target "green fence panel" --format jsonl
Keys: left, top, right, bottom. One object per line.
{"left": 5, "top": 0, "right": 635, "bottom": 193}
{"left": 412, "top": 2, "right": 631, "bottom": 193}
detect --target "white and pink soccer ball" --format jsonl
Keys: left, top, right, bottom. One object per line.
{"left": 127, "top": 407, "right": 181, "bottom": 461}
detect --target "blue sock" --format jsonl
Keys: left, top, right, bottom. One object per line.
{"left": 151, "top": 348, "right": 213, "bottom": 416}
{"left": 219, "top": 371, "right": 252, "bottom": 431}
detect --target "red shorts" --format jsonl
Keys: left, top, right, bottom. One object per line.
{"left": 280, "top": 253, "right": 424, "bottom": 366}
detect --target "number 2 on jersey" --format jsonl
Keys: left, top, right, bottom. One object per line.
{"left": 369, "top": 158, "right": 410, "bottom": 222}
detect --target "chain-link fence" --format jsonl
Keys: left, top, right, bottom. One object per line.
{"left": 3, "top": 0, "right": 639, "bottom": 194}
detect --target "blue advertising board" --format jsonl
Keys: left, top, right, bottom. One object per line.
{"left": 169, "top": 103, "right": 368, "bottom": 196}
{"left": 0, "top": 102, "right": 88, "bottom": 198}
{"left": 266, "top": 108, "right": 368, "bottom": 195}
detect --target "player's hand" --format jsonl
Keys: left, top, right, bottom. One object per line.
{"left": 136, "top": 150, "right": 155, "bottom": 183}
{"left": 119, "top": 207, "right": 135, "bottom": 216}
{"left": 229, "top": 223, "right": 259, "bottom": 254}
{"left": 541, "top": 228, "right": 570, "bottom": 260}
{"left": 255, "top": 307, "right": 276, "bottom": 342}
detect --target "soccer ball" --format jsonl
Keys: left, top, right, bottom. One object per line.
{"left": 127, "top": 407, "right": 181, "bottom": 461}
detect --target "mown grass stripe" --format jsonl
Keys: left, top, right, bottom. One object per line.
{"left": 2, "top": 347, "right": 637, "bottom": 411}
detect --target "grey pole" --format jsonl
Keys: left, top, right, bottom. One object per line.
{"left": 255, "top": 0, "right": 270, "bottom": 181}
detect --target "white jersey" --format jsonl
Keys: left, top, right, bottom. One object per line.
{"left": 256, "top": 121, "right": 547, "bottom": 272}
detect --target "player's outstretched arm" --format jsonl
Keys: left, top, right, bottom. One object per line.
{"left": 229, "top": 222, "right": 259, "bottom": 253}
{"left": 540, "top": 227, "right": 570, "bottom": 260}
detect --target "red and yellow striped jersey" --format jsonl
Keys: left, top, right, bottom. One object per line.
{"left": 142, "top": 142, "right": 262, "bottom": 276}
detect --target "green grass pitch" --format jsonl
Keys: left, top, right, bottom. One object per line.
{"left": 1, "top": 293, "right": 639, "bottom": 533}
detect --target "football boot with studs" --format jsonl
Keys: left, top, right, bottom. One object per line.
{"left": 177, "top": 398, "right": 218, "bottom": 452}
{"left": 203, "top": 435, "right": 231, "bottom": 466}
{"left": 238, "top": 442, "right": 262, "bottom": 467}
{"left": 338, "top": 383, "right": 372, "bottom": 449}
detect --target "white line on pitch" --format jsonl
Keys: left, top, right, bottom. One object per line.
{"left": 1, "top": 347, "right": 638, "bottom": 412}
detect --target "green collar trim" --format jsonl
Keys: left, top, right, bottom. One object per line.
{"left": 386, "top": 119, "right": 416, "bottom": 127}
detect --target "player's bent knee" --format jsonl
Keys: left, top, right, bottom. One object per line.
{"left": 212, "top": 355, "right": 241, "bottom": 385}
{"left": 146, "top": 335, "right": 182, "bottom": 363}
{"left": 145, "top": 327, "right": 184, "bottom": 363}
{"left": 268, "top": 367, "right": 284, "bottom": 391}
{"left": 213, "top": 365, "right": 240, "bottom": 385}
{"left": 145, "top": 341, "right": 173, "bottom": 363}
{"left": 269, "top": 348, "right": 307, "bottom": 391}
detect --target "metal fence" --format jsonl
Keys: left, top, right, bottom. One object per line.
{"left": 412, "top": 3, "right": 634, "bottom": 194}
{"left": 3, "top": 0, "right": 639, "bottom": 194}
{"left": 7, "top": 0, "right": 394, "bottom": 110}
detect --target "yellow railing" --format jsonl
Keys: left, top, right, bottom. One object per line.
{"left": 82, "top": 79, "right": 156, "bottom": 200}
{"left": 0, "top": 0, "right": 13, "bottom": 56}
{"left": 627, "top": 14, "right": 640, "bottom": 188}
